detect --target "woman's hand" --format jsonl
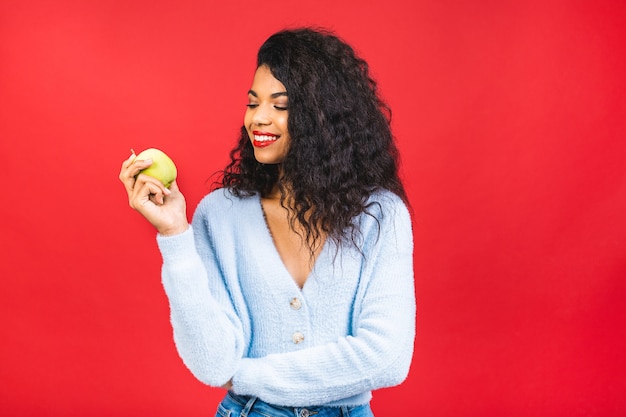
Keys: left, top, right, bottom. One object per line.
{"left": 119, "top": 152, "right": 189, "bottom": 236}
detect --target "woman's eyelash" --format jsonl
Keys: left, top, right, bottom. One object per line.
{"left": 246, "top": 104, "right": 288, "bottom": 110}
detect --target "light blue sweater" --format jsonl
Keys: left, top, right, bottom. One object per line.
{"left": 156, "top": 188, "right": 415, "bottom": 407}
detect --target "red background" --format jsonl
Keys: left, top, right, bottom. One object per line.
{"left": 1, "top": 1, "right": 625, "bottom": 416}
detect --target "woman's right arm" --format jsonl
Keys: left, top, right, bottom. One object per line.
{"left": 119, "top": 154, "right": 246, "bottom": 386}
{"left": 157, "top": 224, "right": 247, "bottom": 387}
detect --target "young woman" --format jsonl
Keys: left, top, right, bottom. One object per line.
{"left": 120, "top": 28, "right": 415, "bottom": 417}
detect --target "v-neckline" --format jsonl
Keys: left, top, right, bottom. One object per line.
{"left": 257, "top": 194, "right": 327, "bottom": 290}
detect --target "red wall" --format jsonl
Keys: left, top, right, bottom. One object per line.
{"left": 1, "top": 1, "right": 625, "bottom": 416}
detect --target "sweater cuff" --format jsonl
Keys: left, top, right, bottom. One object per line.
{"left": 156, "top": 224, "right": 195, "bottom": 264}
{"left": 231, "top": 358, "right": 268, "bottom": 397}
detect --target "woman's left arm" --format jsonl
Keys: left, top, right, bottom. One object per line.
{"left": 231, "top": 197, "right": 415, "bottom": 406}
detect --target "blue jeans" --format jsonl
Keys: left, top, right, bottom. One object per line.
{"left": 215, "top": 391, "right": 374, "bottom": 417}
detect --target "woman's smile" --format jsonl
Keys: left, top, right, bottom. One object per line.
{"left": 252, "top": 130, "right": 280, "bottom": 147}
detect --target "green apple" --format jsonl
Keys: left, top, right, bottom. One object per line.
{"left": 135, "top": 148, "right": 177, "bottom": 188}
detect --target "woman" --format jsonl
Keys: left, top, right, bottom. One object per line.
{"left": 120, "top": 28, "right": 415, "bottom": 417}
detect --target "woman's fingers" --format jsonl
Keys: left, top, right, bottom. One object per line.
{"left": 118, "top": 152, "right": 137, "bottom": 193}
{"left": 129, "top": 176, "right": 188, "bottom": 235}
{"left": 118, "top": 152, "right": 156, "bottom": 196}
{"left": 131, "top": 174, "right": 170, "bottom": 209}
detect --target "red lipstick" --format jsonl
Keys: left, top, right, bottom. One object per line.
{"left": 252, "top": 131, "right": 279, "bottom": 148}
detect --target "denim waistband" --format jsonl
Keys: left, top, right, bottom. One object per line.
{"left": 218, "top": 391, "right": 373, "bottom": 417}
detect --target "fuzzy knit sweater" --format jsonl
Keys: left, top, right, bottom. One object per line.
{"left": 156, "top": 187, "right": 415, "bottom": 407}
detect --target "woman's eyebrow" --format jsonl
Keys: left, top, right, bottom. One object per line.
{"left": 247, "top": 90, "right": 288, "bottom": 98}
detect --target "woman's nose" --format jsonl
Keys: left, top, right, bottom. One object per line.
{"left": 252, "top": 106, "right": 271, "bottom": 125}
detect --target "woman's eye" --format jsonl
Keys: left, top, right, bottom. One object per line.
{"left": 245, "top": 102, "right": 287, "bottom": 110}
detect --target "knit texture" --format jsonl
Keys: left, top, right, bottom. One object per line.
{"left": 157, "top": 188, "right": 415, "bottom": 407}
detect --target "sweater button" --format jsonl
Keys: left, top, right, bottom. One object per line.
{"left": 292, "top": 331, "right": 305, "bottom": 344}
{"left": 289, "top": 297, "right": 302, "bottom": 310}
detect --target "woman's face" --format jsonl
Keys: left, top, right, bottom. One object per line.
{"left": 244, "top": 65, "right": 291, "bottom": 164}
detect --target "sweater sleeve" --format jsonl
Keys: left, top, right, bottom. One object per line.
{"left": 231, "top": 197, "right": 416, "bottom": 406}
{"left": 157, "top": 222, "right": 246, "bottom": 387}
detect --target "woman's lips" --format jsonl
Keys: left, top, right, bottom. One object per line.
{"left": 252, "top": 131, "right": 279, "bottom": 148}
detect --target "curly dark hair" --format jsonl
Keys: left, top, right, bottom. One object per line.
{"left": 220, "top": 27, "right": 407, "bottom": 252}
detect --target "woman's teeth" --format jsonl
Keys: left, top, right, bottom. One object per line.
{"left": 255, "top": 135, "right": 278, "bottom": 142}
